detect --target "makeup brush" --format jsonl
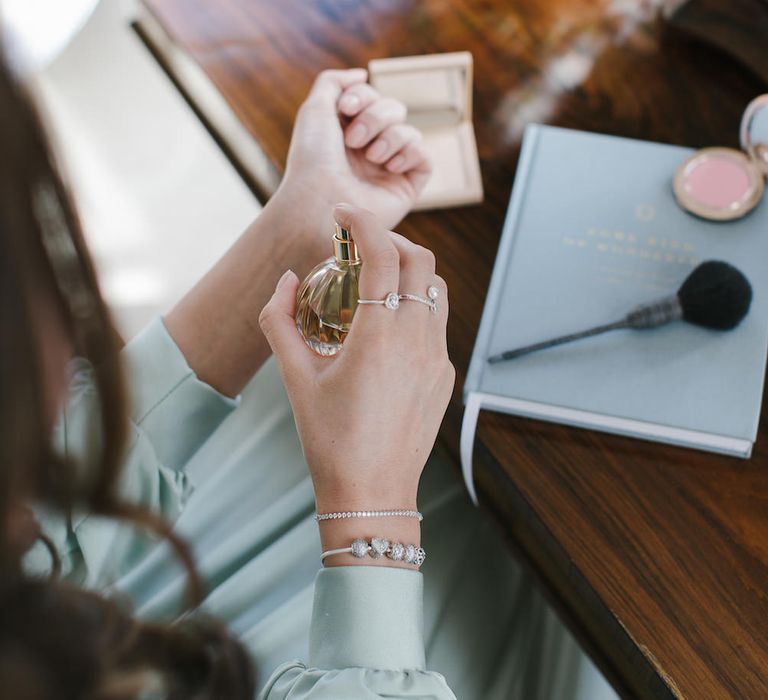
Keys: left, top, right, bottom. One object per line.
{"left": 487, "top": 260, "right": 753, "bottom": 364}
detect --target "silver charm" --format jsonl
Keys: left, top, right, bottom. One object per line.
{"left": 370, "top": 538, "right": 390, "bottom": 559}
{"left": 403, "top": 544, "right": 417, "bottom": 564}
{"left": 351, "top": 539, "right": 370, "bottom": 558}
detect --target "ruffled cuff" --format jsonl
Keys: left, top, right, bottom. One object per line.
{"left": 260, "top": 664, "right": 457, "bottom": 699}
{"left": 310, "top": 566, "right": 426, "bottom": 671}
{"left": 121, "top": 317, "right": 239, "bottom": 471}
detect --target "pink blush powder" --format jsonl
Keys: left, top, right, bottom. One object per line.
{"left": 682, "top": 153, "right": 754, "bottom": 210}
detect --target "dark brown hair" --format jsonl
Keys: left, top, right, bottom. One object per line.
{"left": 0, "top": 48, "right": 254, "bottom": 698}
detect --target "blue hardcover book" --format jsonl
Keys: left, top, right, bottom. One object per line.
{"left": 461, "top": 124, "right": 768, "bottom": 503}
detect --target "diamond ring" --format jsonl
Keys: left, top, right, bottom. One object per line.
{"left": 358, "top": 286, "right": 439, "bottom": 313}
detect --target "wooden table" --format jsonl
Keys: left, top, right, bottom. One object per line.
{"left": 136, "top": 2, "right": 768, "bottom": 697}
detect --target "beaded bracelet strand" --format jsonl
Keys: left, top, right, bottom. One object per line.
{"left": 321, "top": 537, "right": 426, "bottom": 568}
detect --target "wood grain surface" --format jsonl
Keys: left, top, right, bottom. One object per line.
{"left": 138, "top": 1, "right": 768, "bottom": 697}
{"left": 667, "top": 0, "right": 768, "bottom": 85}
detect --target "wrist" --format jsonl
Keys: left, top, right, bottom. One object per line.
{"left": 314, "top": 485, "right": 422, "bottom": 570}
{"left": 313, "top": 483, "right": 419, "bottom": 516}
{"left": 265, "top": 178, "right": 339, "bottom": 263}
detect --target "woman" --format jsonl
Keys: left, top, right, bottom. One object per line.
{"left": 4, "top": 42, "right": 609, "bottom": 699}
{"left": 1, "top": 33, "right": 464, "bottom": 695}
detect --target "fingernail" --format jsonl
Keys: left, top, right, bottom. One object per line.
{"left": 276, "top": 269, "right": 294, "bottom": 291}
{"left": 339, "top": 94, "right": 360, "bottom": 113}
{"left": 333, "top": 203, "right": 353, "bottom": 223}
{"left": 367, "top": 139, "right": 387, "bottom": 161}
{"left": 346, "top": 123, "right": 367, "bottom": 147}
{"left": 388, "top": 155, "right": 405, "bottom": 172}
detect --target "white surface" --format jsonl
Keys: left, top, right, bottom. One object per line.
{"left": 30, "top": 0, "right": 260, "bottom": 338}
{"left": 2, "top": 0, "right": 99, "bottom": 72}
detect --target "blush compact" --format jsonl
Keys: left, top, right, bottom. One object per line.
{"left": 674, "top": 94, "right": 768, "bottom": 221}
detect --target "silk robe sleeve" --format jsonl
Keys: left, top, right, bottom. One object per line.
{"left": 259, "top": 567, "right": 457, "bottom": 699}
{"left": 25, "top": 317, "right": 238, "bottom": 587}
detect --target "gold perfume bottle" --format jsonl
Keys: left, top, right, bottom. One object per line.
{"left": 295, "top": 223, "right": 361, "bottom": 356}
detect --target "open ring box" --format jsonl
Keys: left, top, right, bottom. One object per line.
{"left": 368, "top": 51, "right": 484, "bottom": 210}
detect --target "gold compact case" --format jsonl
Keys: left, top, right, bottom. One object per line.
{"left": 673, "top": 94, "right": 768, "bottom": 221}
{"left": 368, "top": 51, "right": 483, "bottom": 210}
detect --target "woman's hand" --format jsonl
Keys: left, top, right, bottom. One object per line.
{"left": 258, "top": 204, "right": 454, "bottom": 565}
{"left": 276, "top": 69, "right": 431, "bottom": 232}
{"left": 164, "top": 70, "right": 430, "bottom": 401}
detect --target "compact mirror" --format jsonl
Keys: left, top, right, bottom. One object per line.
{"left": 673, "top": 94, "right": 768, "bottom": 221}
{"left": 741, "top": 94, "right": 768, "bottom": 179}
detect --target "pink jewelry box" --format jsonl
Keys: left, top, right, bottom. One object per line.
{"left": 368, "top": 51, "right": 484, "bottom": 210}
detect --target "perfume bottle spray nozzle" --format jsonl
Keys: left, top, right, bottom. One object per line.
{"left": 333, "top": 222, "right": 360, "bottom": 263}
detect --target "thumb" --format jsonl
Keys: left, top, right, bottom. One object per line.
{"left": 259, "top": 270, "right": 316, "bottom": 379}
{"left": 305, "top": 68, "right": 368, "bottom": 109}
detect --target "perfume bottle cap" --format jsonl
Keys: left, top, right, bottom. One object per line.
{"left": 333, "top": 223, "right": 360, "bottom": 262}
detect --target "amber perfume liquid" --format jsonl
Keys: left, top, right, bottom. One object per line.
{"left": 295, "top": 224, "right": 362, "bottom": 356}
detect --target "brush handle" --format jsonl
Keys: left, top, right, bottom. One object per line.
{"left": 487, "top": 320, "right": 628, "bottom": 363}
{"left": 624, "top": 294, "right": 682, "bottom": 329}
{"left": 486, "top": 295, "right": 682, "bottom": 364}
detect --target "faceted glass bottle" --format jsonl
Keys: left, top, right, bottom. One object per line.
{"left": 295, "top": 223, "right": 361, "bottom": 356}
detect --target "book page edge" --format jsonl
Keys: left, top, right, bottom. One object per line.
{"left": 473, "top": 391, "right": 753, "bottom": 458}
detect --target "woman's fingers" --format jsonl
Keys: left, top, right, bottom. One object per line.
{"left": 337, "top": 83, "right": 380, "bottom": 117}
{"left": 387, "top": 232, "right": 449, "bottom": 350}
{"left": 331, "top": 206, "right": 448, "bottom": 362}
{"left": 259, "top": 270, "right": 319, "bottom": 381}
{"left": 431, "top": 274, "right": 451, "bottom": 352}
{"left": 387, "top": 231, "right": 435, "bottom": 296}
{"left": 386, "top": 140, "right": 431, "bottom": 174}
{"left": 334, "top": 203, "right": 399, "bottom": 299}
{"left": 344, "top": 97, "right": 407, "bottom": 149}
{"left": 292, "top": 69, "right": 369, "bottom": 163}
{"left": 306, "top": 68, "right": 368, "bottom": 110}
{"left": 335, "top": 79, "right": 432, "bottom": 200}
{"left": 387, "top": 141, "right": 433, "bottom": 198}
{"left": 333, "top": 203, "right": 400, "bottom": 343}
{"left": 365, "top": 123, "right": 422, "bottom": 164}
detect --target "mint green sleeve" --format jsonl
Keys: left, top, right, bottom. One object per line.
{"left": 27, "top": 318, "right": 238, "bottom": 587}
{"left": 119, "top": 316, "right": 239, "bottom": 474}
{"left": 259, "top": 567, "right": 457, "bottom": 699}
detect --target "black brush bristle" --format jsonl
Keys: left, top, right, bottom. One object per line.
{"left": 677, "top": 260, "right": 752, "bottom": 330}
